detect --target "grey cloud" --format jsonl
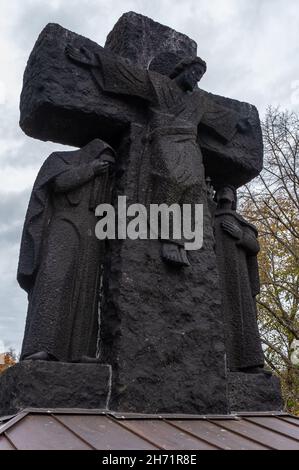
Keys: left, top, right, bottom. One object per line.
{"left": 0, "top": 189, "right": 30, "bottom": 246}
{"left": 13, "top": 0, "right": 129, "bottom": 51}
{"left": 0, "top": 242, "right": 27, "bottom": 353}
{"left": 0, "top": 189, "right": 30, "bottom": 217}
{"left": 0, "top": 224, "right": 22, "bottom": 245}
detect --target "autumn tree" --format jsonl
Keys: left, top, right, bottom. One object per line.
{"left": 240, "top": 107, "right": 299, "bottom": 413}
{"left": 0, "top": 348, "right": 17, "bottom": 374}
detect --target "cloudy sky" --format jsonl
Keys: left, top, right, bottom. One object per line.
{"left": 0, "top": 0, "right": 299, "bottom": 355}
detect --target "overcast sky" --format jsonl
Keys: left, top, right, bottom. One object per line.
{"left": 0, "top": 0, "right": 299, "bottom": 355}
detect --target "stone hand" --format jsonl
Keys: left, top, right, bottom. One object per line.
{"left": 91, "top": 160, "right": 109, "bottom": 175}
{"left": 65, "top": 44, "right": 98, "bottom": 67}
{"left": 237, "top": 116, "right": 251, "bottom": 134}
{"left": 100, "top": 152, "right": 115, "bottom": 166}
{"left": 221, "top": 221, "right": 242, "bottom": 240}
{"left": 99, "top": 152, "right": 116, "bottom": 174}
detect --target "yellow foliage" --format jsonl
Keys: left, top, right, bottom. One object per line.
{"left": 0, "top": 351, "right": 16, "bottom": 374}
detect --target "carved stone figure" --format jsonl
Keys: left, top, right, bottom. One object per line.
{"left": 214, "top": 186, "right": 266, "bottom": 373}
{"left": 65, "top": 45, "right": 249, "bottom": 266}
{"left": 8, "top": 12, "right": 281, "bottom": 414}
{"left": 18, "top": 139, "right": 115, "bottom": 362}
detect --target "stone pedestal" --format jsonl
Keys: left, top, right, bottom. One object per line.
{"left": 0, "top": 362, "right": 111, "bottom": 417}
{"left": 228, "top": 372, "right": 283, "bottom": 412}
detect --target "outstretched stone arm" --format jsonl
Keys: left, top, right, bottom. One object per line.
{"left": 65, "top": 44, "right": 101, "bottom": 66}
{"left": 53, "top": 161, "right": 108, "bottom": 193}
{"left": 66, "top": 45, "right": 153, "bottom": 102}
{"left": 201, "top": 98, "right": 251, "bottom": 143}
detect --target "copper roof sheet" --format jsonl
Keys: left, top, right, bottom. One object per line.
{"left": 0, "top": 410, "right": 298, "bottom": 450}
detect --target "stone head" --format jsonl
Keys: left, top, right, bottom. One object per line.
{"left": 148, "top": 52, "right": 206, "bottom": 91}
{"left": 215, "top": 186, "right": 237, "bottom": 210}
{"left": 169, "top": 57, "right": 207, "bottom": 91}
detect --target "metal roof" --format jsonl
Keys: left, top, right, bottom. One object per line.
{"left": 0, "top": 409, "right": 298, "bottom": 450}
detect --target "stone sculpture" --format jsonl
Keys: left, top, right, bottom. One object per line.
{"left": 65, "top": 44, "right": 251, "bottom": 266}
{"left": 18, "top": 139, "right": 115, "bottom": 362}
{"left": 0, "top": 12, "right": 281, "bottom": 415}
{"left": 214, "top": 186, "right": 266, "bottom": 373}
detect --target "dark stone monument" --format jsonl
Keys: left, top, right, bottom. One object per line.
{"left": 0, "top": 12, "right": 282, "bottom": 416}
{"left": 0, "top": 362, "right": 111, "bottom": 416}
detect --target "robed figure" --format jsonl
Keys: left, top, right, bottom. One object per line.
{"left": 66, "top": 46, "right": 249, "bottom": 266}
{"left": 214, "top": 186, "right": 265, "bottom": 372}
{"left": 18, "top": 139, "right": 115, "bottom": 362}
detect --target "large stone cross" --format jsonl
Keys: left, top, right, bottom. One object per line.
{"left": 20, "top": 12, "right": 262, "bottom": 188}
{"left": 19, "top": 12, "right": 263, "bottom": 413}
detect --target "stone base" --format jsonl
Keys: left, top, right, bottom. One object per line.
{"left": 228, "top": 372, "right": 283, "bottom": 412}
{"left": 0, "top": 363, "right": 285, "bottom": 417}
{"left": 0, "top": 361, "right": 111, "bottom": 417}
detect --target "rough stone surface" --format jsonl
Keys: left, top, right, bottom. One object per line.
{"left": 228, "top": 372, "right": 284, "bottom": 412}
{"left": 0, "top": 362, "right": 111, "bottom": 417}
{"left": 99, "top": 125, "right": 228, "bottom": 414}
{"left": 199, "top": 92, "right": 263, "bottom": 188}
{"left": 20, "top": 23, "right": 142, "bottom": 148}
{"left": 105, "top": 11, "right": 197, "bottom": 67}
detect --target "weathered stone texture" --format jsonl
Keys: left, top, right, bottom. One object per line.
{"left": 0, "top": 362, "right": 111, "bottom": 416}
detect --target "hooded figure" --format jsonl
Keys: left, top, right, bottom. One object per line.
{"left": 18, "top": 139, "right": 115, "bottom": 362}
{"left": 214, "top": 186, "right": 265, "bottom": 372}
